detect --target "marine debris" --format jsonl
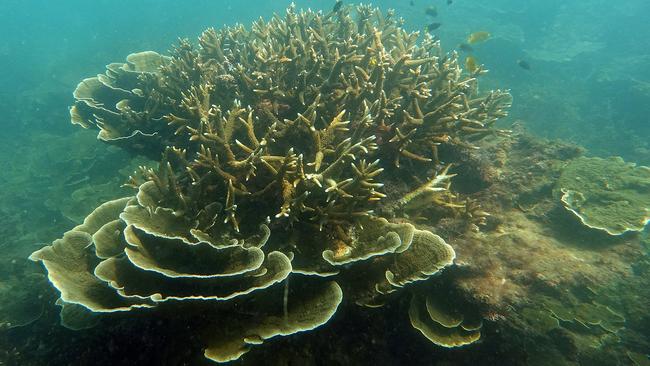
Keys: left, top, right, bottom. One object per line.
{"left": 31, "top": 4, "right": 513, "bottom": 363}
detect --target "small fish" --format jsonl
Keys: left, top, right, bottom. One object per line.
{"left": 447, "top": 0, "right": 453, "bottom": 5}
{"left": 410, "top": 0, "right": 415, "bottom": 6}
{"left": 426, "top": 22, "right": 442, "bottom": 32}
{"left": 465, "top": 56, "right": 479, "bottom": 73}
{"left": 425, "top": 6, "right": 438, "bottom": 17}
{"left": 333, "top": 0, "right": 343, "bottom": 12}
{"left": 517, "top": 59, "right": 531, "bottom": 70}
{"left": 458, "top": 43, "right": 474, "bottom": 52}
{"left": 467, "top": 31, "right": 490, "bottom": 44}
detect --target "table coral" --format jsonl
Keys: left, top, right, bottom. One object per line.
{"left": 556, "top": 156, "right": 650, "bottom": 235}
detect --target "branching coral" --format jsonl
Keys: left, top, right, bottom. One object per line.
{"left": 33, "top": 4, "right": 511, "bottom": 362}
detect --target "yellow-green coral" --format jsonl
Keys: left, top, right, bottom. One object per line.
{"left": 556, "top": 156, "right": 650, "bottom": 235}
{"left": 409, "top": 292, "right": 482, "bottom": 348}
{"left": 31, "top": 4, "right": 513, "bottom": 362}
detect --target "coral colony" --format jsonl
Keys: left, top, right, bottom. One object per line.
{"left": 33, "top": 4, "right": 525, "bottom": 362}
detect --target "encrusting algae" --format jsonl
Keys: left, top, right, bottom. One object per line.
{"left": 31, "top": 4, "right": 514, "bottom": 363}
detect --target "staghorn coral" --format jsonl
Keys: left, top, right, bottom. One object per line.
{"left": 71, "top": 4, "right": 511, "bottom": 163}
{"left": 32, "top": 4, "right": 512, "bottom": 362}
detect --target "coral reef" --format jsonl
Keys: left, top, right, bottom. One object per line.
{"left": 30, "top": 4, "right": 513, "bottom": 363}
{"left": 433, "top": 129, "right": 650, "bottom": 365}
{"left": 555, "top": 156, "right": 650, "bottom": 235}
{"left": 11, "top": 128, "right": 648, "bottom": 365}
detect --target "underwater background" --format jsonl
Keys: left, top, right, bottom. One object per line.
{"left": 1, "top": 0, "right": 649, "bottom": 365}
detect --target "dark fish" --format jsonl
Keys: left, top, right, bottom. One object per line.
{"left": 447, "top": 0, "right": 453, "bottom": 5}
{"left": 333, "top": 0, "right": 343, "bottom": 12}
{"left": 425, "top": 6, "right": 438, "bottom": 17}
{"left": 458, "top": 43, "right": 474, "bottom": 52}
{"left": 465, "top": 56, "right": 479, "bottom": 73}
{"left": 410, "top": 0, "right": 415, "bottom": 6}
{"left": 517, "top": 59, "right": 531, "bottom": 70}
{"left": 426, "top": 22, "right": 442, "bottom": 32}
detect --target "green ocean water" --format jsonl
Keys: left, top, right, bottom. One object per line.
{"left": 1, "top": 1, "right": 649, "bottom": 365}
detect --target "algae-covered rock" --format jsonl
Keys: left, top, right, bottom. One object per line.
{"left": 0, "top": 272, "right": 46, "bottom": 330}
{"left": 521, "top": 307, "right": 560, "bottom": 333}
{"left": 628, "top": 351, "right": 650, "bottom": 366}
{"left": 556, "top": 156, "right": 650, "bottom": 235}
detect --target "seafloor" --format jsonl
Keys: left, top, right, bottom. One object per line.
{"left": 1, "top": 125, "right": 648, "bottom": 366}
{"left": 1, "top": 2, "right": 649, "bottom": 363}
